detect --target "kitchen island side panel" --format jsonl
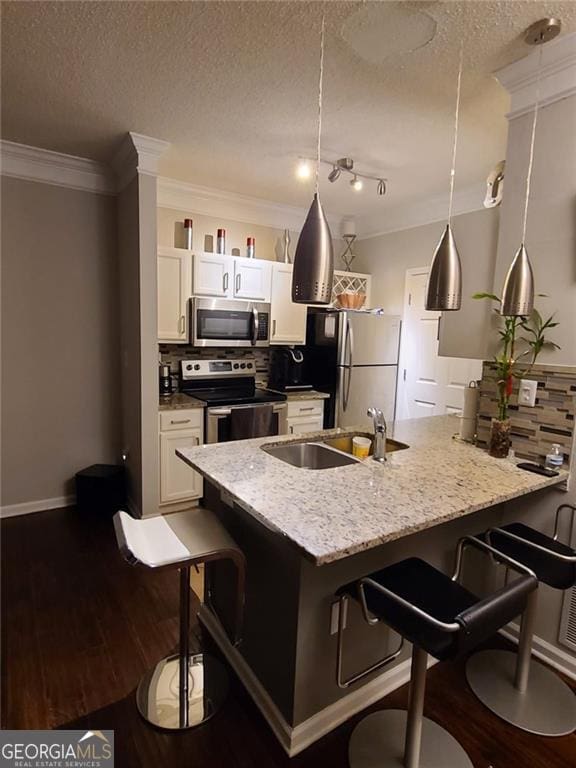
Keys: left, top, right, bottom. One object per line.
{"left": 203, "top": 482, "right": 302, "bottom": 725}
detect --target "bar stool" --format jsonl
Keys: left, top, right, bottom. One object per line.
{"left": 113, "top": 507, "right": 245, "bottom": 731}
{"left": 337, "top": 537, "right": 537, "bottom": 768}
{"left": 466, "top": 503, "right": 576, "bottom": 736}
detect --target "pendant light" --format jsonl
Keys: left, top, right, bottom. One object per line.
{"left": 425, "top": 43, "right": 464, "bottom": 311}
{"left": 292, "top": 16, "right": 334, "bottom": 305}
{"left": 501, "top": 18, "right": 560, "bottom": 317}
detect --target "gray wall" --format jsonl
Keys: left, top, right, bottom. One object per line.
{"left": 1, "top": 177, "right": 120, "bottom": 507}
{"left": 353, "top": 208, "right": 500, "bottom": 360}
{"left": 491, "top": 94, "right": 576, "bottom": 365}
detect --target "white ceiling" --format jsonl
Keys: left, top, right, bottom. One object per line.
{"left": 3, "top": 1, "right": 575, "bottom": 220}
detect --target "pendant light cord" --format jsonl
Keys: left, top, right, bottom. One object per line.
{"left": 447, "top": 41, "right": 464, "bottom": 222}
{"left": 521, "top": 43, "right": 543, "bottom": 245}
{"left": 315, "top": 15, "right": 326, "bottom": 197}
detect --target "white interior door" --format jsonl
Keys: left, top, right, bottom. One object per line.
{"left": 398, "top": 269, "right": 482, "bottom": 420}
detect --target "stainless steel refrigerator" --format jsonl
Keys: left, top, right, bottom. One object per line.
{"left": 305, "top": 310, "right": 401, "bottom": 428}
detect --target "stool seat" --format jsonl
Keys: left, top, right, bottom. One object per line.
{"left": 490, "top": 522, "right": 576, "bottom": 589}
{"left": 348, "top": 556, "right": 536, "bottom": 661}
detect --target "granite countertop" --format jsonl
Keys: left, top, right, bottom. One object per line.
{"left": 263, "top": 388, "right": 330, "bottom": 402}
{"left": 177, "top": 415, "right": 569, "bottom": 565}
{"left": 159, "top": 393, "right": 205, "bottom": 410}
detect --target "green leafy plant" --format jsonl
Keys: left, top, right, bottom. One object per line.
{"left": 472, "top": 293, "right": 560, "bottom": 421}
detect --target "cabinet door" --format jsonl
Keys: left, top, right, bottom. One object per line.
{"left": 233, "top": 258, "right": 272, "bottom": 302}
{"left": 158, "top": 247, "right": 191, "bottom": 342}
{"left": 270, "top": 263, "right": 307, "bottom": 345}
{"left": 160, "top": 428, "right": 203, "bottom": 504}
{"left": 287, "top": 414, "right": 324, "bottom": 435}
{"left": 193, "top": 253, "right": 233, "bottom": 297}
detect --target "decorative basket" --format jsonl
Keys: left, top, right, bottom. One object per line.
{"left": 335, "top": 291, "right": 366, "bottom": 310}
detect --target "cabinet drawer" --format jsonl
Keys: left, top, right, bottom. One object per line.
{"left": 159, "top": 409, "right": 203, "bottom": 431}
{"left": 287, "top": 400, "right": 324, "bottom": 418}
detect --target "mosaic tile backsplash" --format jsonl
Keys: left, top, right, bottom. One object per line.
{"left": 476, "top": 362, "right": 576, "bottom": 467}
{"left": 159, "top": 345, "right": 270, "bottom": 387}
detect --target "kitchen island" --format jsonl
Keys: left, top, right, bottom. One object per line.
{"left": 177, "top": 415, "right": 569, "bottom": 755}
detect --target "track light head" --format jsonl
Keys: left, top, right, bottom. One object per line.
{"left": 296, "top": 160, "right": 312, "bottom": 180}
{"left": 350, "top": 175, "right": 363, "bottom": 191}
{"left": 377, "top": 179, "right": 386, "bottom": 196}
{"left": 328, "top": 165, "right": 341, "bottom": 183}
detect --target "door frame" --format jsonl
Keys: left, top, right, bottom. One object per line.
{"left": 396, "top": 267, "right": 430, "bottom": 421}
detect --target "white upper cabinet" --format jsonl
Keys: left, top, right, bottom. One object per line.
{"left": 193, "top": 252, "right": 234, "bottom": 298}
{"left": 193, "top": 253, "right": 272, "bottom": 302}
{"left": 158, "top": 247, "right": 192, "bottom": 343}
{"left": 234, "top": 258, "right": 272, "bottom": 302}
{"left": 270, "top": 263, "right": 307, "bottom": 345}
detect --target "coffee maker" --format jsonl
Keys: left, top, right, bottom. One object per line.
{"left": 268, "top": 348, "right": 312, "bottom": 391}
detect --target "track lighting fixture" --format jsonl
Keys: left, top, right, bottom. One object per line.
{"left": 296, "top": 155, "right": 387, "bottom": 197}
{"left": 328, "top": 165, "right": 341, "bottom": 183}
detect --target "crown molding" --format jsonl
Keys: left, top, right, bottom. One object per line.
{"left": 355, "top": 182, "right": 487, "bottom": 241}
{"left": 112, "top": 132, "right": 170, "bottom": 190}
{"left": 495, "top": 32, "right": 576, "bottom": 120}
{"left": 0, "top": 139, "right": 114, "bottom": 194}
{"left": 157, "top": 176, "right": 344, "bottom": 234}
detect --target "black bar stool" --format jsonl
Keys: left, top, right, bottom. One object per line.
{"left": 338, "top": 537, "right": 537, "bottom": 768}
{"left": 114, "top": 508, "right": 245, "bottom": 731}
{"left": 466, "top": 503, "right": 576, "bottom": 736}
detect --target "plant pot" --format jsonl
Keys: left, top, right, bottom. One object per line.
{"left": 489, "top": 418, "right": 511, "bottom": 458}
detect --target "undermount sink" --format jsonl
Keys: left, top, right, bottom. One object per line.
{"left": 262, "top": 442, "right": 360, "bottom": 470}
{"left": 322, "top": 432, "right": 409, "bottom": 457}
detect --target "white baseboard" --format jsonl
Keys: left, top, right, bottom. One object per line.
{"left": 0, "top": 495, "right": 75, "bottom": 519}
{"left": 500, "top": 622, "right": 576, "bottom": 682}
{"left": 200, "top": 606, "right": 432, "bottom": 756}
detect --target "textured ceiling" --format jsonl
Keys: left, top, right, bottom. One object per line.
{"left": 2, "top": 1, "right": 576, "bottom": 218}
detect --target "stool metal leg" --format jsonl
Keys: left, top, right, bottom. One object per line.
{"left": 466, "top": 590, "right": 576, "bottom": 736}
{"left": 348, "top": 644, "right": 473, "bottom": 768}
{"left": 136, "top": 565, "right": 229, "bottom": 730}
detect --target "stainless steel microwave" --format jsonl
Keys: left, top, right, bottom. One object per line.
{"left": 190, "top": 298, "right": 271, "bottom": 348}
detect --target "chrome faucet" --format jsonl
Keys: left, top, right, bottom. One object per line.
{"left": 367, "top": 407, "right": 387, "bottom": 463}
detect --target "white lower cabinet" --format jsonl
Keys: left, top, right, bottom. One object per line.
{"left": 159, "top": 409, "right": 204, "bottom": 506}
{"left": 286, "top": 399, "right": 324, "bottom": 435}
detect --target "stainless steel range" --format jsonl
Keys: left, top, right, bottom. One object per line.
{"left": 179, "top": 358, "right": 287, "bottom": 443}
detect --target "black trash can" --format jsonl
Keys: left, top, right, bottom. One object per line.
{"left": 75, "top": 464, "right": 126, "bottom": 516}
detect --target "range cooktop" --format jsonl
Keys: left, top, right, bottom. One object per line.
{"left": 185, "top": 387, "right": 286, "bottom": 407}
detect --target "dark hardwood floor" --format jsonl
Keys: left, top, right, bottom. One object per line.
{"left": 2, "top": 506, "right": 575, "bottom": 767}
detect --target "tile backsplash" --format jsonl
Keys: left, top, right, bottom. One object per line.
{"left": 159, "top": 345, "right": 270, "bottom": 387}
{"left": 476, "top": 362, "right": 576, "bottom": 467}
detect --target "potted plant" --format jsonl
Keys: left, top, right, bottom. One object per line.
{"left": 473, "top": 293, "right": 560, "bottom": 458}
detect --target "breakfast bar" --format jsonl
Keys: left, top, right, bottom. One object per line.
{"left": 177, "top": 415, "right": 569, "bottom": 755}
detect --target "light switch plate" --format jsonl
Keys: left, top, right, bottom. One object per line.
{"left": 519, "top": 379, "right": 538, "bottom": 407}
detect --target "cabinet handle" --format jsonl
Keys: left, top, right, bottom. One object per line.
{"left": 170, "top": 418, "right": 191, "bottom": 425}
{"left": 289, "top": 425, "right": 294, "bottom": 434}
{"left": 223, "top": 272, "right": 229, "bottom": 292}
{"left": 299, "top": 407, "right": 315, "bottom": 412}
{"left": 272, "top": 319, "right": 277, "bottom": 336}
{"left": 236, "top": 273, "right": 241, "bottom": 292}
{"left": 179, "top": 315, "right": 185, "bottom": 334}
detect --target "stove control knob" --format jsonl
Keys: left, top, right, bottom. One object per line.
{"left": 240, "top": 363, "right": 246, "bottom": 369}
{"left": 233, "top": 363, "right": 239, "bottom": 369}
{"left": 186, "top": 364, "right": 193, "bottom": 371}
{"left": 247, "top": 362, "right": 253, "bottom": 369}
{"left": 194, "top": 364, "right": 201, "bottom": 371}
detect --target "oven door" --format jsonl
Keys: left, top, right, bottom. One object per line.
{"left": 191, "top": 298, "right": 270, "bottom": 348}
{"left": 206, "top": 402, "right": 288, "bottom": 443}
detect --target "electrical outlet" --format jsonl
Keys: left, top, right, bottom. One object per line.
{"left": 519, "top": 379, "right": 538, "bottom": 407}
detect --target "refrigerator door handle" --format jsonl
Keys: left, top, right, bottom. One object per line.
{"left": 343, "top": 364, "right": 352, "bottom": 412}
{"left": 345, "top": 318, "right": 354, "bottom": 368}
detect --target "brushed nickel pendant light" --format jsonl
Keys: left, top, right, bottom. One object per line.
{"left": 292, "top": 15, "right": 334, "bottom": 305}
{"left": 425, "top": 44, "right": 464, "bottom": 311}
{"left": 501, "top": 18, "right": 561, "bottom": 317}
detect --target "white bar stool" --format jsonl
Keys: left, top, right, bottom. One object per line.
{"left": 113, "top": 507, "right": 245, "bottom": 731}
